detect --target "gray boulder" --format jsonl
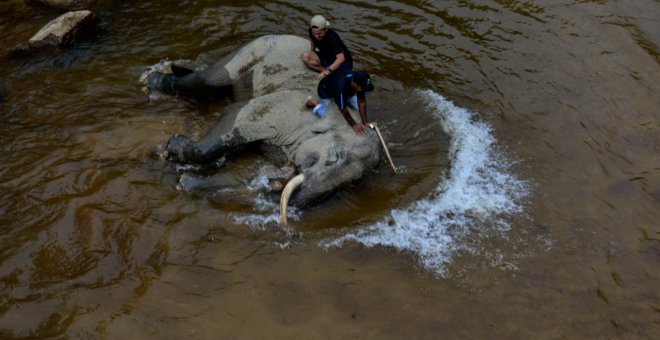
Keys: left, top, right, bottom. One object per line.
{"left": 28, "top": 10, "right": 97, "bottom": 49}
{"left": 10, "top": 10, "right": 97, "bottom": 56}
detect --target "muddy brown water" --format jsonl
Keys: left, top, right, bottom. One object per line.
{"left": 1, "top": 0, "right": 659, "bottom": 338}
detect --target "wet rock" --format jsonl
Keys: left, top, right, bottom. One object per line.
{"left": 30, "top": 10, "right": 97, "bottom": 48}
{"left": 10, "top": 10, "right": 97, "bottom": 56}
{"left": 34, "top": 0, "right": 107, "bottom": 10}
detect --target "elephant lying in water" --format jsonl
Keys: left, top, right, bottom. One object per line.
{"left": 145, "top": 35, "right": 381, "bottom": 224}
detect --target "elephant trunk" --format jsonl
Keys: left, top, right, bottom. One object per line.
{"left": 279, "top": 174, "right": 305, "bottom": 227}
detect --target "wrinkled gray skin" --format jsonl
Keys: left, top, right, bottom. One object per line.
{"left": 148, "top": 35, "right": 381, "bottom": 207}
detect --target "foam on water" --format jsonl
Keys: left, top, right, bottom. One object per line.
{"left": 233, "top": 167, "right": 301, "bottom": 230}
{"left": 321, "top": 90, "right": 529, "bottom": 276}
{"left": 246, "top": 169, "right": 273, "bottom": 191}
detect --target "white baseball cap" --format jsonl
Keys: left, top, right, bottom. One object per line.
{"left": 310, "top": 15, "right": 330, "bottom": 29}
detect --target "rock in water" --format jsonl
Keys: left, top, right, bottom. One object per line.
{"left": 27, "top": 10, "right": 97, "bottom": 49}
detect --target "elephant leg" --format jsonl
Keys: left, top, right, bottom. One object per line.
{"left": 171, "top": 63, "right": 194, "bottom": 76}
{"left": 147, "top": 62, "right": 235, "bottom": 98}
{"left": 164, "top": 129, "right": 249, "bottom": 164}
{"left": 146, "top": 70, "right": 208, "bottom": 96}
{"left": 164, "top": 101, "right": 250, "bottom": 164}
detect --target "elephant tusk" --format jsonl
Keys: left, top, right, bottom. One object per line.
{"left": 279, "top": 173, "right": 305, "bottom": 227}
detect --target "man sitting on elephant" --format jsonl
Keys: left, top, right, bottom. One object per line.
{"left": 305, "top": 70, "right": 375, "bottom": 135}
{"left": 299, "top": 15, "right": 353, "bottom": 79}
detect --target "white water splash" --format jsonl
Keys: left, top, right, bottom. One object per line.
{"left": 246, "top": 171, "right": 271, "bottom": 191}
{"left": 232, "top": 193, "right": 301, "bottom": 231}
{"left": 233, "top": 211, "right": 280, "bottom": 231}
{"left": 322, "top": 90, "right": 529, "bottom": 276}
{"left": 233, "top": 166, "right": 301, "bottom": 230}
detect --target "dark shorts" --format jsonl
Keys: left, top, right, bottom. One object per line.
{"left": 317, "top": 71, "right": 345, "bottom": 100}
{"left": 314, "top": 50, "right": 353, "bottom": 73}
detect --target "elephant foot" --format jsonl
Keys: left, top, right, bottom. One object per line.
{"left": 147, "top": 72, "right": 177, "bottom": 94}
{"left": 165, "top": 134, "right": 195, "bottom": 163}
{"left": 171, "top": 63, "right": 194, "bottom": 77}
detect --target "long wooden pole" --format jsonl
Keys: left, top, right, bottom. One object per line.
{"left": 368, "top": 123, "right": 397, "bottom": 173}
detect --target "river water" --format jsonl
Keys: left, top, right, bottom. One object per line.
{"left": 1, "top": 0, "right": 658, "bottom": 338}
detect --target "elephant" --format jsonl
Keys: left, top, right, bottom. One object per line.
{"left": 145, "top": 34, "right": 382, "bottom": 225}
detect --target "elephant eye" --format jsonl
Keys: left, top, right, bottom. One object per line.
{"left": 302, "top": 152, "right": 319, "bottom": 168}
{"left": 325, "top": 149, "right": 338, "bottom": 165}
{"left": 325, "top": 149, "right": 345, "bottom": 165}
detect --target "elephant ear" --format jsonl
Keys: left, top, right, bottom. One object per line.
{"left": 171, "top": 63, "right": 195, "bottom": 77}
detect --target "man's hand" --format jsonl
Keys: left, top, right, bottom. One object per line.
{"left": 352, "top": 123, "right": 366, "bottom": 135}
{"left": 318, "top": 69, "right": 331, "bottom": 80}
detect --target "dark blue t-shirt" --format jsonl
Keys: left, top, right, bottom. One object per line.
{"left": 317, "top": 71, "right": 366, "bottom": 109}
{"left": 308, "top": 28, "right": 353, "bottom": 71}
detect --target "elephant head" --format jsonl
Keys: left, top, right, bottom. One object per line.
{"left": 288, "top": 131, "right": 380, "bottom": 206}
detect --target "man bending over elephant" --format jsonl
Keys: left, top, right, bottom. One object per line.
{"left": 305, "top": 70, "right": 375, "bottom": 135}
{"left": 299, "top": 15, "right": 353, "bottom": 79}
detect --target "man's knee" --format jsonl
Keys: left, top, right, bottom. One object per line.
{"left": 300, "top": 51, "right": 318, "bottom": 65}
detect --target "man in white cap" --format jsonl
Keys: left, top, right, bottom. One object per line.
{"left": 299, "top": 15, "right": 353, "bottom": 79}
